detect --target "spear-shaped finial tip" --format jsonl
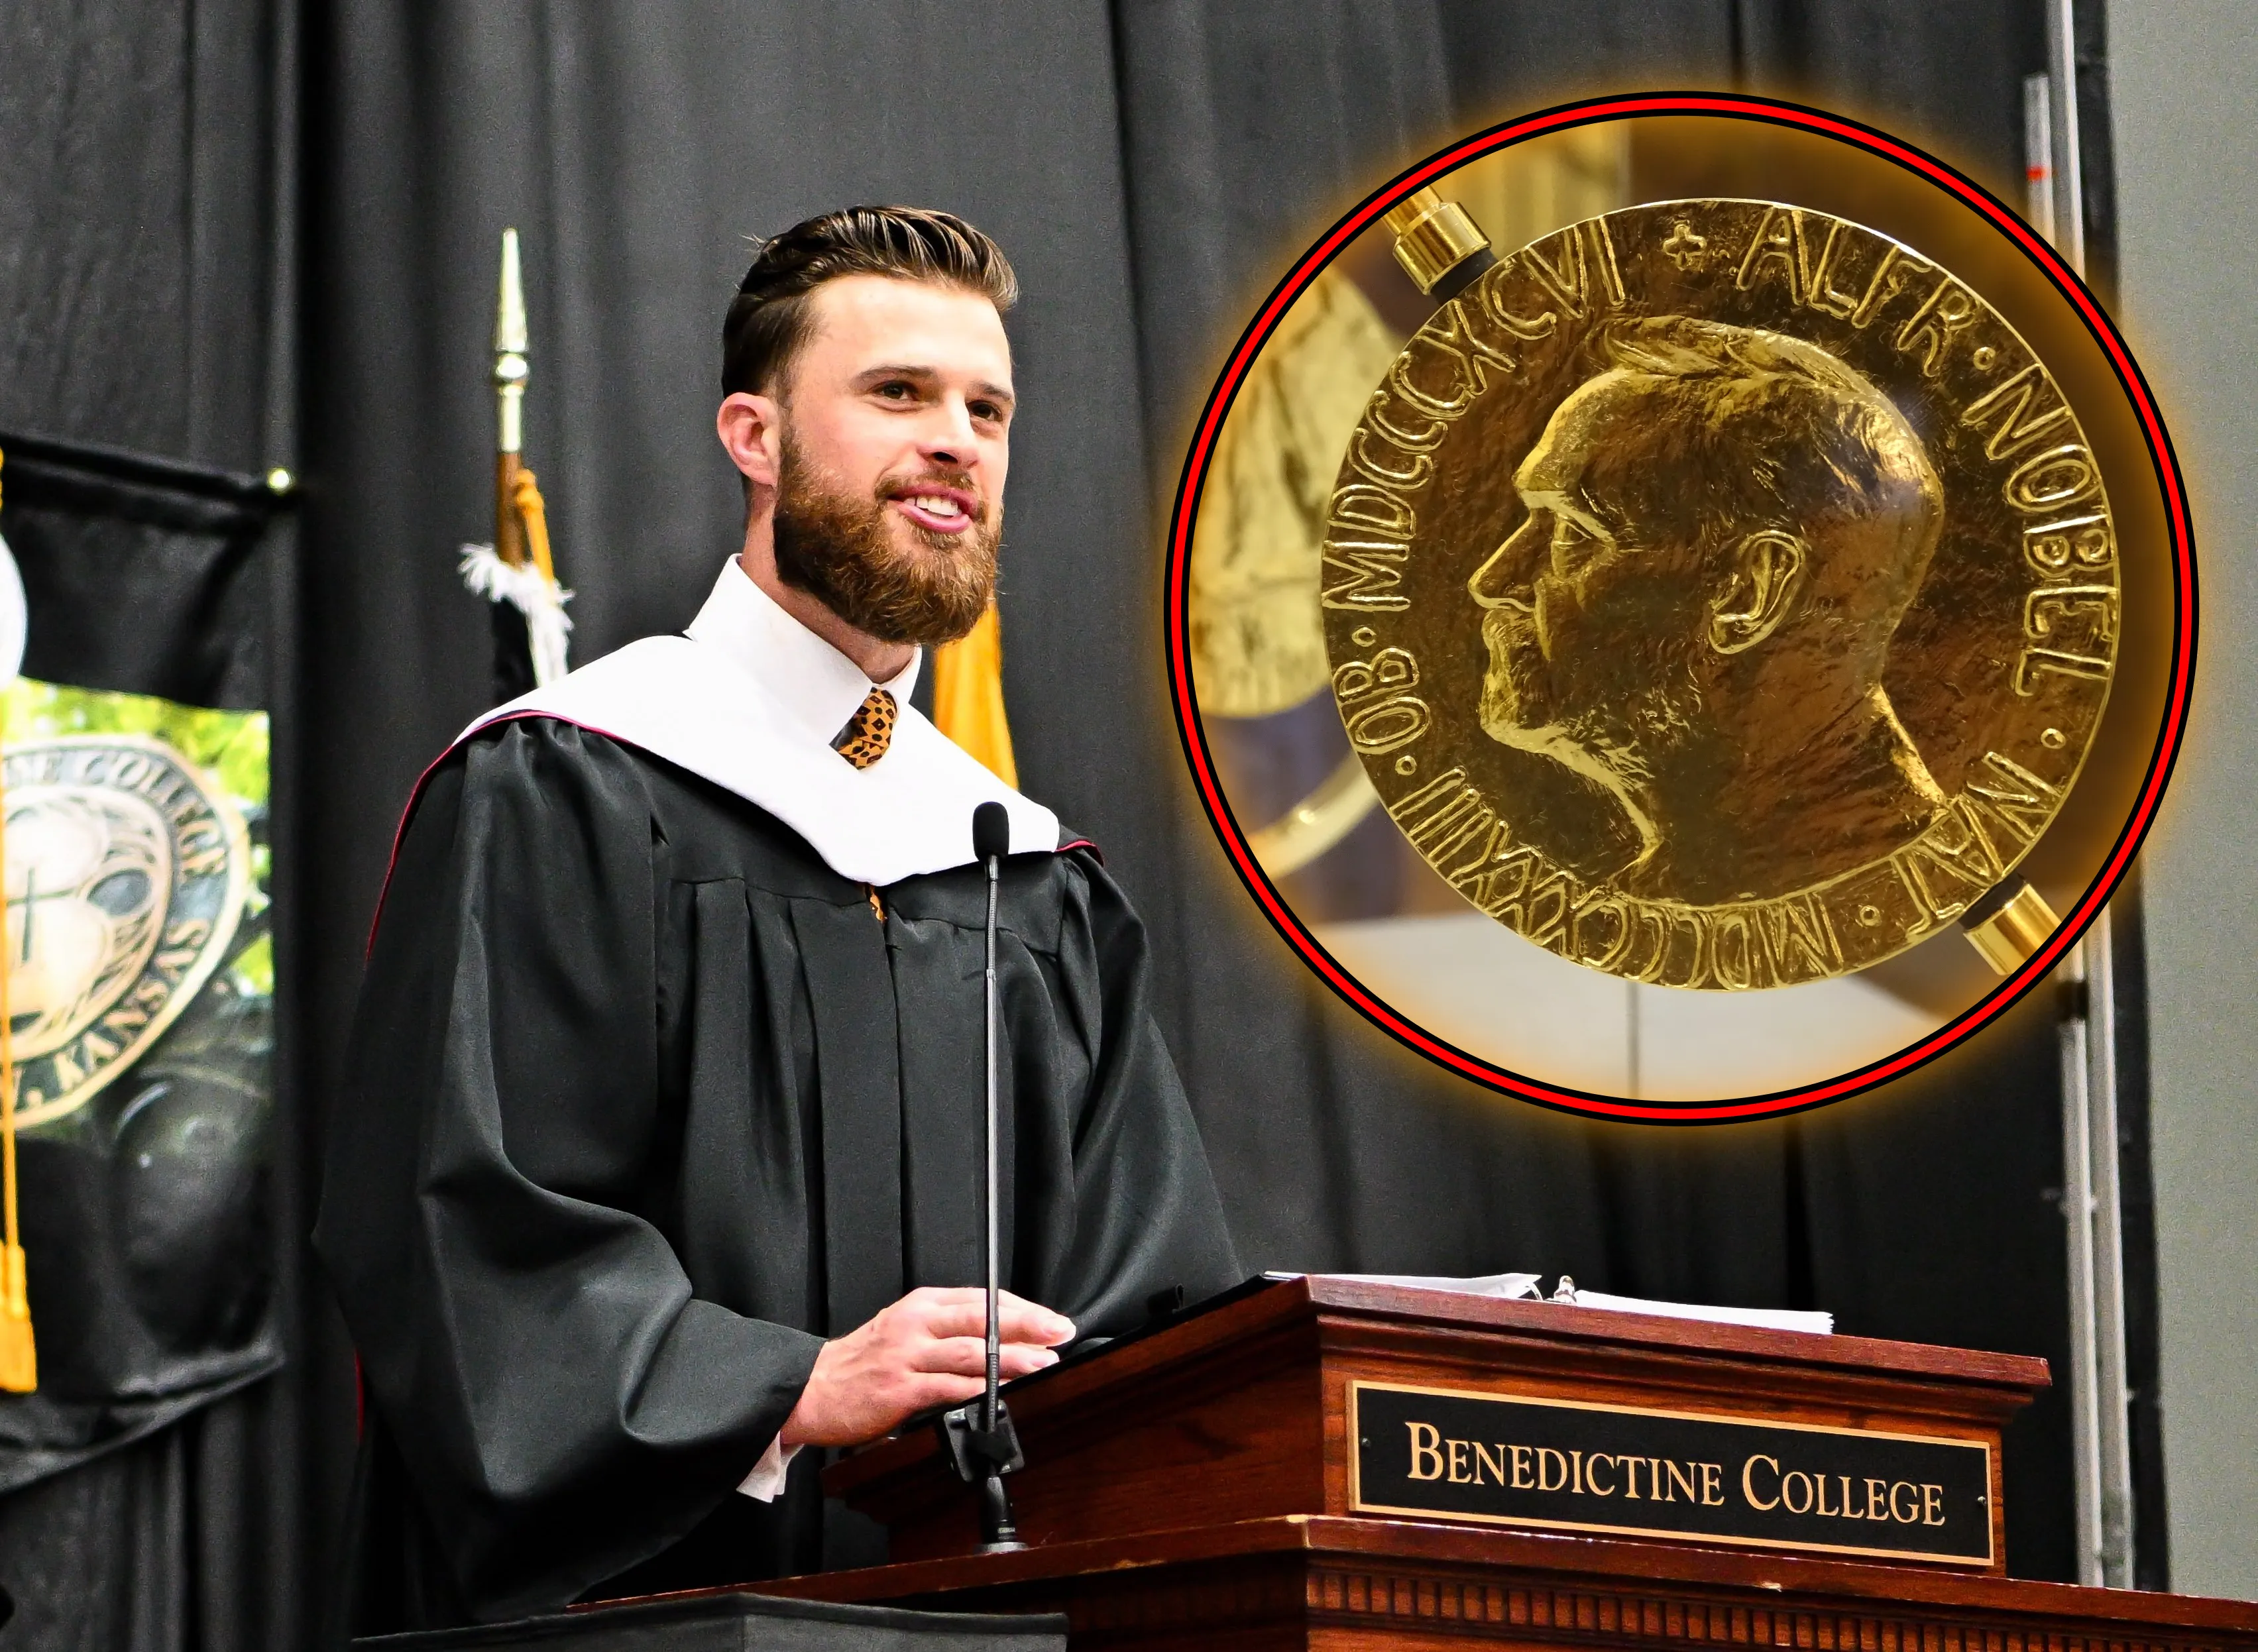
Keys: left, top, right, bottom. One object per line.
{"left": 495, "top": 228, "right": 528, "bottom": 357}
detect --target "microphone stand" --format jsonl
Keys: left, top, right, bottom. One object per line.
{"left": 940, "top": 802, "right": 1025, "bottom": 1551}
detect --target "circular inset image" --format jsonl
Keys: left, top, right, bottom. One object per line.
{"left": 1165, "top": 94, "right": 2194, "bottom": 1121}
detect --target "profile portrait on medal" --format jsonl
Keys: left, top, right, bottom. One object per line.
{"left": 1467, "top": 315, "right": 1950, "bottom": 907}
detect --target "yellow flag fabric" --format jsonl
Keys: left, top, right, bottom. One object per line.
{"left": 0, "top": 481, "right": 30, "bottom": 1392}
{"left": 931, "top": 602, "right": 1017, "bottom": 788}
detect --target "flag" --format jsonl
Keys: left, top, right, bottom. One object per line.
{"left": 0, "top": 429, "right": 283, "bottom": 1492}
{"left": 931, "top": 602, "right": 1017, "bottom": 787}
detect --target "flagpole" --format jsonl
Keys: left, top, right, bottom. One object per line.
{"left": 462, "top": 229, "right": 569, "bottom": 690}
{"left": 494, "top": 228, "right": 530, "bottom": 571}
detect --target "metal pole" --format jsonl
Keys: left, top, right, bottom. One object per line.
{"left": 2033, "top": 20, "right": 2134, "bottom": 1583}
{"left": 494, "top": 230, "right": 530, "bottom": 570}
{"left": 983, "top": 854, "right": 1000, "bottom": 1435}
{"left": 2088, "top": 909, "right": 2136, "bottom": 1586}
{"left": 2023, "top": 74, "right": 2057, "bottom": 245}
{"left": 2047, "top": 0, "right": 2088, "bottom": 278}
{"left": 2059, "top": 937, "right": 2105, "bottom": 1586}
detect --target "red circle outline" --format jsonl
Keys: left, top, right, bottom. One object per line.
{"left": 1161, "top": 91, "right": 2198, "bottom": 1123}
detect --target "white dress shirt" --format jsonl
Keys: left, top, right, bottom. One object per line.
{"left": 456, "top": 557, "right": 1058, "bottom": 883}
{"left": 684, "top": 554, "right": 925, "bottom": 753}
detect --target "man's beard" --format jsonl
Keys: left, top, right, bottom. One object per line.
{"left": 770, "top": 437, "right": 1000, "bottom": 648}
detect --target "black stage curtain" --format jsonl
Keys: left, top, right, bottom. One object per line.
{"left": 0, "top": 3, "right": 2149, "bottom": 1646}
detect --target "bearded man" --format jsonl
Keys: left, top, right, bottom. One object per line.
{"left": 315, "top": 207, "right": 1241, "bottom": 1632}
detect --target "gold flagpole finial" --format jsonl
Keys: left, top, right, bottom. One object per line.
{"left": 494, "top": 229, "right": 531, "bottom": 568}
{"left": 495, "top": 226, "right": 529, "bottom": 361}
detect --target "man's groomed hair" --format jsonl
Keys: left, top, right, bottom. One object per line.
{"left": 722, "top": 206, "right": 1019, "bottom": 399}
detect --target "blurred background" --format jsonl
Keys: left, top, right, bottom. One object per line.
{"left": 0, "top": 2, "right": 2251, "bottom": 1645}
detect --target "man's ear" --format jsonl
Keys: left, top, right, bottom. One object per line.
{"left": 717, "top": 390, "right": 784, "bottom": 493}
{"left": 1707, "top": 530, "right": 1808, "bottom": 655}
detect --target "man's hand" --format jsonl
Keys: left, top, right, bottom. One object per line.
{"left": 778, "top": 1288, "right": 1075, "bottom": 1449}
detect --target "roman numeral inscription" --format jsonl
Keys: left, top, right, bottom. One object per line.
{"left": 1322, "top": 482, "right": 1415, "bottom": 612}
{"left": 1320, "top": 219, "right": 1624, "bottom": 619}
{"left": 1513, "top": 219, "right": 1626, "bottom": 321}
{"left": 1381, "top": 752, "right": 2068, "bottom": 983}
{"left": 1384, "top": 772, "right": 1848, "bottom": 991}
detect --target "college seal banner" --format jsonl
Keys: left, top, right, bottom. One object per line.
{"left": 0, "top": 679, "right": 276, "bottom": 1491}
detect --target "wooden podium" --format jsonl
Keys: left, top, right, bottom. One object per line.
{"left": 744, "top": 1276, "right": 2258, "bottom": 1652}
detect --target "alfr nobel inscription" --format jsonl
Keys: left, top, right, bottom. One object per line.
{"left": 1350, "top": 1380, "right": 1992, "bottom": 1565}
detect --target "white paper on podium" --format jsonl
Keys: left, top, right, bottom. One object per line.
{"left": 1309, "top": 1272, "right": 1833, "bottom": 1335}
{"left": 1565, "top": 1290, "right": 1833, "bottom": 1336}
{"left": 1329, "top": 1272, "right": 1545, "bottom": 1299}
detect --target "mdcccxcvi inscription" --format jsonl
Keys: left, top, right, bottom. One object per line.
{"left": 1349, "top": 1380, "right": 1993, "bottom": 1565}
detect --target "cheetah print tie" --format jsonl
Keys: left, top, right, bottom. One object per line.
{"left": 832, "top": 687, "right": 897, "bottom": 769}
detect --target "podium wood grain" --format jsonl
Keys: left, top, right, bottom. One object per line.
{"left": 754, "top": 1515, "right": 2258, "bottom": 1652}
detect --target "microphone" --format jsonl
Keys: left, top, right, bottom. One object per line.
{"left": 972, "top": 800, "right": 1011, "bottom": 865}
{"left": 938, "top": 802, "right": 1027, "bottom": 1551}
{"left": 972, "top": 801, "right": 1009, "bottom": 1443}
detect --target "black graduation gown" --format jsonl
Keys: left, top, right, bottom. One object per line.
{"left": 313, "top": 718, "right": 1241, "bottom": 1628}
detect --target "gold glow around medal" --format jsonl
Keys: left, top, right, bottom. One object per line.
{"left": 1322, "top": 199, "right": 2117, "bottom": 991}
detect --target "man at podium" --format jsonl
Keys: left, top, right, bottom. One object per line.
{"left": 315, "top": 206, "right": 1241, "bottom": 1631}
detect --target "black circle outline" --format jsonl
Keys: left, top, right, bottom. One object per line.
{"left": 1160, "top": 91, "right": 2198, "bottom": 1124}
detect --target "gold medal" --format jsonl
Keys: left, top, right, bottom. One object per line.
{"left": 1322, "top": 201, "right": 2117, "bottom": 989}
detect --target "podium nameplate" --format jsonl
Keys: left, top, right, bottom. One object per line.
{"left": 1349, "top": 1380, "right": 1992, "bottom": 1565}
